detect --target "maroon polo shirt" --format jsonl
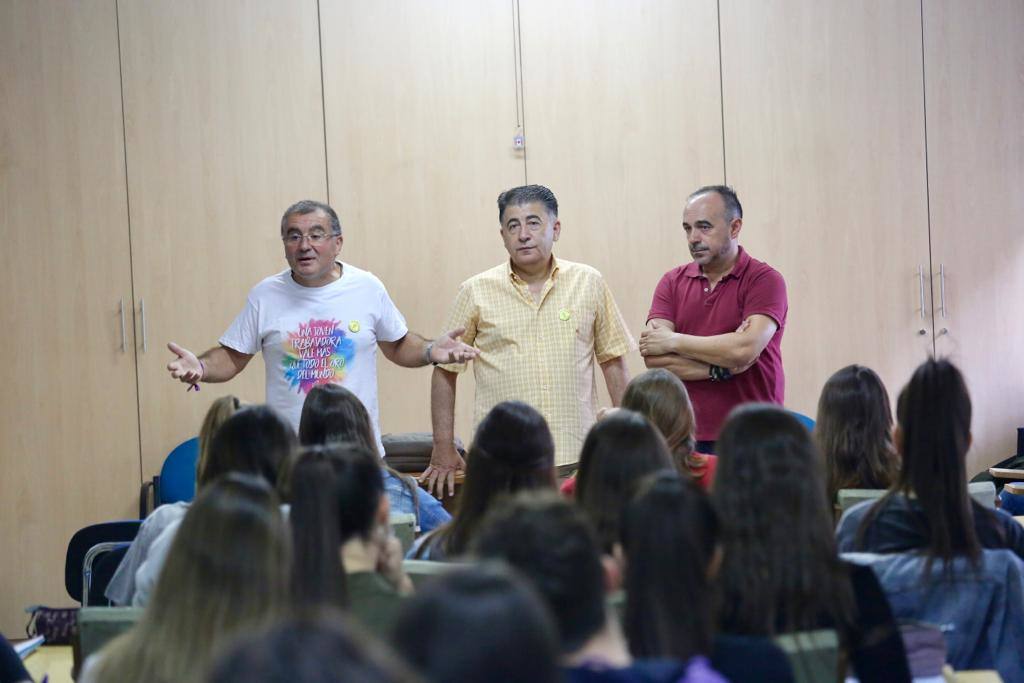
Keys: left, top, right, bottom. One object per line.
{"left": 648, "top": 247, "right": 787, "bottom": 441}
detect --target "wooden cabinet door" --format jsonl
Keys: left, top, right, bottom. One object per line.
{"left": 924, "top": 0, "right": 1024, "bottom": 474}
{"left": 0, "top": 0, "right": 139, "bottom": 634}
{"left": 320, "top": 0, "right": 526, "bottom": 442}
{"left": 719, "top": 0, "right": 933, "bottom": 418}
{"left": 518, "top": 0, "right": 726, "bottom": 394}
{"left": 117, "top": 0, "right": 329, "bottom": 476}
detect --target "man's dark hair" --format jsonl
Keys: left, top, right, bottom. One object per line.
{"left": 472, "top": 491, "right": 606, "bottom": 654}
{"left": 689, "top": 185, "right": 743, "bottom": 221}
{"left": 497, "top": 185, "right": 558, "bottom": 223}
{"left": 281, "top": 200, "right": 342, "bottom": 236}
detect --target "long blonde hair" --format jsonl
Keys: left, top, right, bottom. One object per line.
{"left": 94, "top": 474, "right": 290, "bottom": 682}
{"left": 621, "top": 369, "right": 704, "bottom": 476}
{"left": 195, "top": 394, "right": 242, "bottom": 487}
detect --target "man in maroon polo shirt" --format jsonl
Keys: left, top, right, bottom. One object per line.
{"left": 639, "top": 185, "right": 787, "bottom": 452}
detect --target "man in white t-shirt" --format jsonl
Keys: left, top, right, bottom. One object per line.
{"left": 166, "top": 200, "right": 477, "bottom": 452}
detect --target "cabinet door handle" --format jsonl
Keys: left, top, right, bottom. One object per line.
{"left": 939, "top": 263, "right": 947, "bottom": 319}
{"left": 140, "top": 298, "right": 148, "bottom": 353}
{"left": 119, "top": 298, "right": 127, "bottom": 352}
{"left": 918, "top": 265, "right": 926, "bottom": 320}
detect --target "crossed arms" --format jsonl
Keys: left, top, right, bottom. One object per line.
{"left": 638, "top": 314, "right": 778, "bottom": 381}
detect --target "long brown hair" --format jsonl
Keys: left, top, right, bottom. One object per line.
{"left": 713, "top": 405, "right": 854, "bottom": 637}
{"left": 415, "top": 401, "right": 556, "bottom": 558}
{"left": 815, "top": 365, "right": 899, "bottom": 502}
{"left": 195, "top": 394, "right": 241, "bottom": 487}
{"left": 94, "top": 474, "right": 290, "bottom": 682}
{"left": 621, "top": 369, "right": 704, "bottom": 477}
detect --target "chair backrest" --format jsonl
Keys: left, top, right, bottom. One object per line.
{"left": 772, "top": 629, "right": 839, "bottom": 683}
{"left": 158, "top": 437, "right": 199, "bottom": 505}
{"left": 85, "top": 543, "right": 131, "bottom": 607}
{"left": 77, "top": 607, "right": 143, "bottom": 661}
{"left": 837, "top": 481, "right": 998, "bottom": 515}
{"left": 787, "top": 410, "right": 816, "bottom": 432}
{"left": 843, "top": 549, "right": 1024, "bottom": 678}
{"left": 389, "top": 513, "right": 417, "bottom": 554}
{"left": 65, "top": 521, "right": 142, "bottom": 603}
{"left": 401, "top": 559, "right": 469, "bottom": 590}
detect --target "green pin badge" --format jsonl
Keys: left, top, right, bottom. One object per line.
{"left": 559, "top": 309, "right": 571, "bottom": 321}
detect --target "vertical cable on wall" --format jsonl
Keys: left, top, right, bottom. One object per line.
{"left": 316, "top": 0, "right": 331, "bottom": 204}
{"left": 919, "top": 0, "right": 936, "bottom": 353}
{"left": 716, "top": 0, "right": 728, "bottom": 184}
{"left": 512, "top": 0, "right": 527, "bottom": 183}
{"left": 114, "top": 0, "right": 145, "bottom": 484}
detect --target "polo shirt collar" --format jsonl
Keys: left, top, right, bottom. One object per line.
{"left": 684, "top": 246, "right": 750, "bottom": 281}
{"left": 506, "top": 255, "right": 560, "bottom": 284}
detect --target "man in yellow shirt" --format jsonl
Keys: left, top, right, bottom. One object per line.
{"left": 422, "top": 185, "right": 635, "bottom": 496}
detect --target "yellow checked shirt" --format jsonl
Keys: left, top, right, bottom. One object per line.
{"left": 440, "top": 257, "right": 635, "bottom": 466}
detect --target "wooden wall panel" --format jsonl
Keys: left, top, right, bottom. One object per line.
{"left": 519, "top": 0, "right": 725, "bottom": 397}
{"left": 118, "top": 0, "right": 328, "bottom": 475}
{"left": 320, "top": 0, "right": 526, "bottom": 443}
{"left": 924, "top": 0, "right": 1024, "bottom": 473}
{"left": 0, "top": 0, "right": 138, "bottom": 634}
{"left": 720, "top": 0, "right": 933, "bottom": 420}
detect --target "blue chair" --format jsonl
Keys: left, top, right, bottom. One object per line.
{"left": 139, "top": 437, "right": 199, "bottom": 517}
{"left": 788, "top": 410, "right": 815, "bottom": 432}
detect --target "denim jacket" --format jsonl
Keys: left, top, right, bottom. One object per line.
{"left": 842, "top": 550, "right": 1024, "bottom": 681}
{"left": 383, "top": 470, "right": 450, "bottom": 534}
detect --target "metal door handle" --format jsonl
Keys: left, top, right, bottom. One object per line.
{"left": 917, "top": 265, "right": 926, "bottom": 320}
{"left": 939, "top": 263, "right": 947, "bottom": 318}
{"left": 140, "top": 298, "right": 147, "bottom": 352}
{"left": 119, "top": 298, "right": 126, "bottom": 352}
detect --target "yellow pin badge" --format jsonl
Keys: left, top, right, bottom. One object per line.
{"left": 348, "top": 320, "right": 361, "bottom": 333}
{"left": 558, "top": 309, "right": 571, "bottom": 321}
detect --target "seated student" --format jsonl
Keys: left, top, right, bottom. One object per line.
{"left": 208, "top": 609, "right": 418, "bottom": 683}
{"left": 712, "top": 405, "right": 910, "bottom": 683}
{"left": 106, "top": 395, "right": 241, "bottom": 605}
{"left": 575, "top": 410, "right": 675, "bottom": 553}
{"left": 563, "top": 371, "right": 716, "bottom": 496}
{"left": 836, "top": 359, "right": 1024, "bottom": 677}
{"left": 814, "top": 365, "right": 899, "bottom": 505}
{"left": 80, "top": 474, "right": 289, "bottom": 683}
{"left": 298, "top": 383, "right": 449, "bottom": 534}
{"left": 836, "top": 358, "right": 1024, "bottom": 559}
{"left": 391, "top": 564, "right": 561, "bottom": 683}
{"left": 474, "top": 492, "right": 726, "bottom": 683}
{"left": 621, "top": 471, "right": 794, "bottom": 683}
{"left": 131, "top": 404, "right": 296, "bottom": 606}
{"left": 290, "top": 444, "right": 412, "bottom": 639}
{"left": 409, "top": 401, "right": 556, "bottom": 561}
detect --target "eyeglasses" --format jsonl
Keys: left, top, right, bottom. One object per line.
{"left": 282, "top": 231, "right": 339, "bottom": 246}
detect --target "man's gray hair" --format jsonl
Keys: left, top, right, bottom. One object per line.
{"left": 688, "top": 185, "right": 743, "bottom": 221}
{"left": 280, "top": 200, "right": 342, "bottom": 235}
{"left": 497, "top": 185, "right": 558, "bottom": 223}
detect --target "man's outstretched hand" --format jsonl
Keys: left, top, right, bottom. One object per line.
{"left": 428, "top": 327, "right": 479, "bottom": 365}
{"left": 167, "top": 341, "right": 202, "bottom": 387}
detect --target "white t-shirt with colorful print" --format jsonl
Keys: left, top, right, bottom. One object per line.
{"left": 220, "top": 262, "right": 408, "bottom": 453}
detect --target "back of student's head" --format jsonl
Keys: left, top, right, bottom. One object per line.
{"left": 96, "top": 474, "right": 289, "bottom": 682}
{"left": 473, "top": 491, "right": 606, "bottom": 654}
{"left": 208, "top": 609, "right": 418, "bottom": 683}
{"left": 712, "top": 404, "right": 852, "bottom": 636}
{"left": 814, "top": 364, "right": 899, "bottom": 501}
{"left": 576, "top": 409, "right": 674, "bottom": 552}
{"left": 892, "top": 358, "right": 978, "bottom": 564}
{"left": 199, "top": 405, "right": 296, "bottom": 491}
{"left": 289, "top": 444, "right": 385, "bottom": 610}
{"left": 621, "top": 471, "right": 718, "bottom": 662}
{"left": 431, "top": 401, "right": 556, "bottom": 557}
{"left": 196, "top": 394, "right": 242, "bottom": 484}
{"left": 391, "top": 564, "right": 561, "bottom": 683}
{"left": 299, "top": 384, "right": 376, "bottom": 451}
{"left": 622, "top": 369, "right": 700, "bottom": 472}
